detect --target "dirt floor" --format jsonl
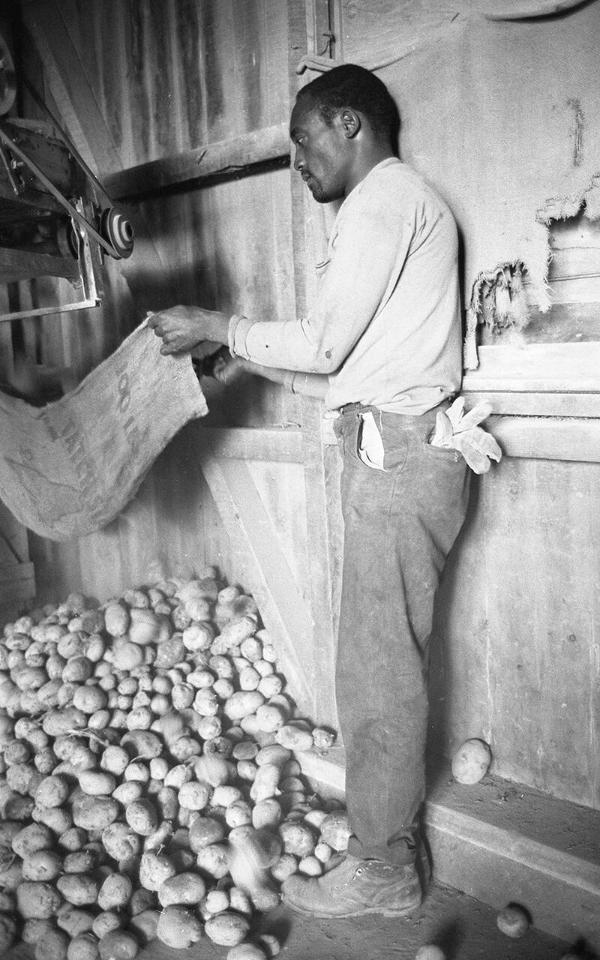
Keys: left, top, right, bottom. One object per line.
{"left": 8, "top": 880, "right": 579, "bottom": 960}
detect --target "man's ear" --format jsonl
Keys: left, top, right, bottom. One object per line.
{"left": 340, "top": 108, "right": 361, "bottom": 139}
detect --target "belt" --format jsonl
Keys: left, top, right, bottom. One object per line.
{"left": 336, "top": 399, "right": 451, "bottom": 419}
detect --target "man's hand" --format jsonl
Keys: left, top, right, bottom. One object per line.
{"left": 147, "top": 305, "right": 229, "bottom": 355}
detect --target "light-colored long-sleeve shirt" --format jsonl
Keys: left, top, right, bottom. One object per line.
{"left": 229, "top": 157, "right": 462, "bottom": 415}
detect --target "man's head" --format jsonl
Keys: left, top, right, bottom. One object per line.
{"left": 290, "top": 64, "right": 399, "bottom": 203}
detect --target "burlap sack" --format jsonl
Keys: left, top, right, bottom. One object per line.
{"left": 0, "top": 320, "right": 208, "bottom": 541}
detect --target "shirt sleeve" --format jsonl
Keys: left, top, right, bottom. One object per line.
{"left": 228, "top": 182, "right": 417, "bottom": 374}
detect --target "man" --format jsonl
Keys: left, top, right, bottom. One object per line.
{"left": 149, "top": 64, "right": 470, "bottom": 918}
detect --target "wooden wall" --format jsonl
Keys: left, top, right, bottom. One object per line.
{"left": 2, "top": 0, "right": 600, "bottom": 812}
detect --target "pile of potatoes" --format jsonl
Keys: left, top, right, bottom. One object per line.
{"left": 0, "top": 572, "right": 349, "bottom": 960}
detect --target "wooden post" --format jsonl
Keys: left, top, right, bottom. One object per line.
{"left": 287, "top": 0, "right": 339, "bottom": 727}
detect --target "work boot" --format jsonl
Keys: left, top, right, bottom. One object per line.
{"left": 281, "top": 853, "right": 422, "bottom": 918}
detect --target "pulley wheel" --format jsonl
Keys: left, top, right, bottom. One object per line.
{"left": 100, "top": 206, "right": 134, "bottom": 259}
{"left": 0, "top": 33, "right": 16, "bottom": 116}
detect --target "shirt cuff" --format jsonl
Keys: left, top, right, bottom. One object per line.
{"left": 228, "top": 314, "right": 255, "bottom": 360}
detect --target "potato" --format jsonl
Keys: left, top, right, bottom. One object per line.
{"left": 188, "top": 816, "right": 225, "bottom": 852}
{"left": 318, "top": 810, "right": 351, "bottom": 852}
{"left": 156, "top": 786, "right": 179, "bottom": 821}
{"left": 73, "top": 685, "right": 108, "bottom": 714}
{"left": 42, "top": 708, "right": 87, "bottom": 738}
{"left": 496, "top": 904, "right": 530, "bottom": 938}
{"left": 226, "top": 801, "right": 253, "bottom": 829}
{"left": 57, "top": 872, "right": 99, "bottom": 906}
{"left": 129, "top": 887, "right": 157, "bottom": 916}
{"left": 112, "top": 782, "right": 144, "bottom": 806}
{"left": 58, "top": 827, "right": 88, "bottom": 852}
{"left": 12, "top": 822, "right": 55, "bottom": 858}
{"left": 63, "top": 849, "right": 97, "bottom": 874}
{"left": 97, "top": 873, "right": 133, "bottom": 911}
{"left": 237, "top": 760, "right": 258, "bottom": 783}
{"left": 196, "top": 843, "right": 231, "bottom": 879}
{"left": 101, "top": 823, "right": 141, "bottom": 863}
{"left": 32, "top": 805, "right": 73, "bottom": 835}
{"left": 278, "top": 822, "right": 317, "bottom": 858}
{"left": 98, "top": 929, "right": 139, "bottom": 960}
{"left": 258, "top": 934, "right": 281, "bottom": 958}
{"left": 192, "top": 754, "right": 234, "bottom": 788}
{"left": 451, "top": 738, "right": 492, "bottom": 785}
{"left": 226, "top": 944, "right": 268, "bottom": 960}
{"left": 171, "top": 683, "right": 195, "bottom": 710}
{"left": 128, "top": 908, "right": 160, "bottom": 944}
{"left": 4, "top": 792, "right": 35, "bottom": 820}
{"left": 73, "top": 795, "right": 120, "bottom": 832}
{"left": 157, "top": 871, "right": 206, "bottom": 907}
{"left": 182, "top": 623, "right": 214, "bottom": 653}
{"left": 205, "top": 911, "right": 250, "bottom": 947}
{"left": 128, "top": 608, "right": 161, "bottom": 646}
{"left": 34, "top": 926, "right": 70, "bottom": 960}
{"left": 22, "top": 850, "right": 63, "bottom": 881}
{"left": 104, "top": 602, "right": 130, "bottom": 638}
{"left": 100, "top": 746, "right": 129, "bottom": 776}
{"left": 92, "top": 911, "right": 122, "bottom": 939}
{"left": 62, "top": 656, "right": 94, "bottom": 684}
{"left": 254, "top": 706, "right": 285, "bottom": 734}
{"left": 111, "top": 640, "right": 144, "bottom": 672}
{"left": 125, "top": 800, "right": 158, "bottom": 837}
{"left": 17, "top": 881, "right": 63, "bottom": 918}
{"left": 156, "top": 904, "right": 203, "bottom": 948}
{"left": 252, "top": 799, "right": 282, "bottom": 831}
{"left": 79, "top": 771, "right": 117, "bottom": 796}
{"left": 274, "top": 725, "right": 313, "bottom": 751}
{"left": 178, "top": 781, "right": 211, "bottom": 811}
{"left": 56, "top": 903, "right": 96, "bottom": 936}
{"left": 120, "top": 729, "right": 162, "bottom": 759}
{"left": 250, "top": 765, "right": 280, "bottom": 803}
{"left": 22, "top": 917, "right": 54, "bottom": 944}
{"left": 67, "top": 932, "right": 99, "bottom": 960}
{"left": 138, "top": 851, "right": 176, "bottom": 892}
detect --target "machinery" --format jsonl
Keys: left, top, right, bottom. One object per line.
{"left": 0, "top": 29, "right": 134, "bottom": 323}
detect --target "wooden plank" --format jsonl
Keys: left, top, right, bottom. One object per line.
{"left": 463, "top": 342, "right": 600, "bottom": 392}
{"left": 199, "top": 426, "right": 303, "bottom": 462}
{"left": 0, "top": 248, "right": 80, "bottom": 285}
{"left": 490, "top": 415, "right": 600, "bottom": 462}
{"left": 462, "top": 390, "right": 600, "bottom": 418}
{"left": 287, "top": 0, "right": 338, "bottom": 727}
{"left": 199, "top": 455, "right": 316, "bottom": 719}
{"left": 104, "top": 124, "right": 290, "bottom": 200}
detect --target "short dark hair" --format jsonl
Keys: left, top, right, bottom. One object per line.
{"left": 295, "top": 64, "right": 399, "bottom": 146}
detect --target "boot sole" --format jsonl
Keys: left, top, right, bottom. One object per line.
{"left": 283, "top": 898, "right": 421, "bottom": 919}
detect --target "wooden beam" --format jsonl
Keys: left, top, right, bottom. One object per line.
{"left": 463, "top": 342, "right": 600, "bottom": 393}
{"left": 198, "top": 427, "right": 303, "bottom": 463}
{"left": 287, "top": 0, "right": 338, "bottom": 727}
{"left": 462, "top": 390, "right": 600, "bottom": 418}
{"left": 490, "top": 415, "right": 600, "bottom": 462}
{"left": 0, "top": 247, "right": 80, "bottom": 284}
{"left": 198, "top": 456, "right": 316, "bottom": 720}
{"left": 104, "top": 125, "right": 290, "bottom": 201}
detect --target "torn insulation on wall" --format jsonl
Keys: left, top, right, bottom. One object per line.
{"left": 464, "top": 173, "right": 600, "bottom": 369}
{"left": 464, "top": 262, "right": 529, "bottom": 369}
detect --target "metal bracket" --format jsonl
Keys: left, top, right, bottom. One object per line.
{"left": 0, "top": 198, "right": 102, "bottom": 323}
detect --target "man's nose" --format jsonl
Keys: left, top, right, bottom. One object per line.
{"left": 293, "top": 149, "right": 304, "bottom": 171}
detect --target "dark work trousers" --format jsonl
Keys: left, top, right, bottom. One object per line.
{"left": 333, "top": 402, "right": 470, "bottom": 866}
